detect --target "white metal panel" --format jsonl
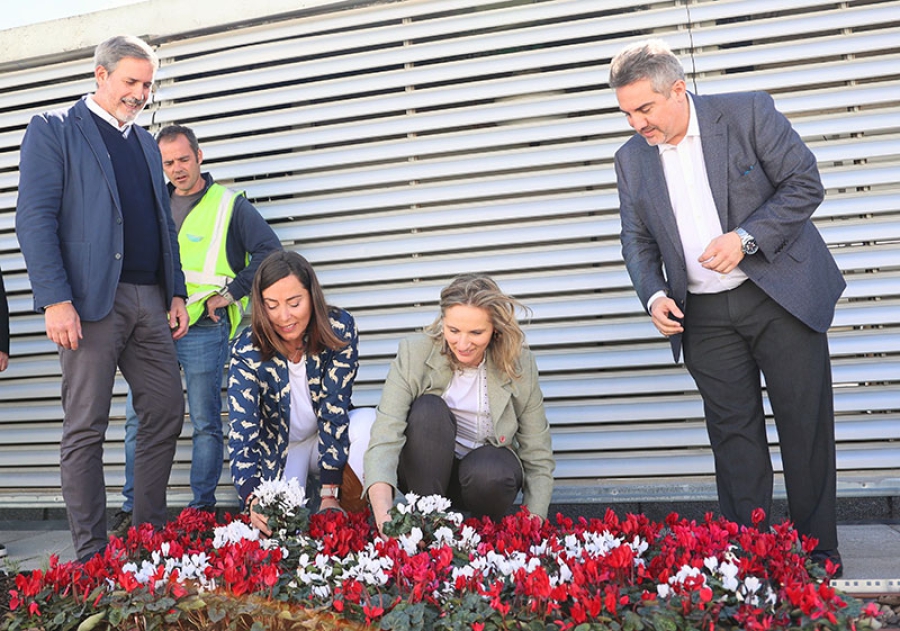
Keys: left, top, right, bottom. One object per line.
{"left": 0, "top": 0, "right": 899, "bottom": 508}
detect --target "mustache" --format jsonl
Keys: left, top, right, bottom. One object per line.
{"left": 122, "top": 97, "right": 145, "bottom": 107}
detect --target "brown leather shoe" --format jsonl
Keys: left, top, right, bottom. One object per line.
{"left": 339, "top": 466, "right": 368, "bottom": 514}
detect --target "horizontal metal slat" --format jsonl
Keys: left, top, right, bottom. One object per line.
{"left": 816, "top": 192, "right": 900, "bottom": 220}
{"left": 774, "top": 81, "right": 900, "bottom": 115}
{"left": 298, "top": 216, "right": 611, "bottom": 263}
{"left": 693, "top": 27, "right": 900, "bottom": 75}
{"left": 156, "top": 9, "right": 663, "bottom": 105}
{"left": 689, "top": 0, "right": 895, "bottom": 34}
{"left": 202, "top": 114, "right": 609, "bottom": 172}
{"left": 157, "top": 0, "right": 632, "bottom": 86}
{"left": 318, "top": 246, "right": 622, "bottom": 295}
{"left": 554, "top": 444, "right": 900, "bottom": 479}
{"left": 692, "top": 55, "right": 900, "bottom": 97}
{"left": 551, "top": 415, "right": 900, "bottom": 452}
{"left": 246, "top": 140, "right": 615, "bottom": 199}
{"left": 272, "top": 192, "right": 613, "bottom": 243}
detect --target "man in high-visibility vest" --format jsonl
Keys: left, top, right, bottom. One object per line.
{"left": 111, "top": 124, "right": 281, "bottom": 536}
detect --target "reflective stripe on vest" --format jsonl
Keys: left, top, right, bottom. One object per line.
{"left": 179, "top": 184, "right": 247, "bottom": 337}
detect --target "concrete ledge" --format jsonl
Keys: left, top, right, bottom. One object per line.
{"left": 0, "top": 0, "right": 357, "bottom": 70}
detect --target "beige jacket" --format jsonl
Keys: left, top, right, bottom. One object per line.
{"left": 363, "top": 334, "right": 555, "bottom": 518}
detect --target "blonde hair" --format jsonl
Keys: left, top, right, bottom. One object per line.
{"left": 425, "top": 274, "right": 530, "bottom": 379}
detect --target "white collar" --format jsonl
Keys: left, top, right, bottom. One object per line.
{"left": 86, "top": 94, "right": 134, "bottom": 138}
{"left": 657, "top": 92, "right": 699, "bottom": 154}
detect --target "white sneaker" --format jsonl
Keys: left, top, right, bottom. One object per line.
{"left": 0, "top": 543, "right": 7, "bottom": 558}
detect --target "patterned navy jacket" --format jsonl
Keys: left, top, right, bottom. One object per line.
{"left": 227, "top": 307, "right": 359, "bottom": 506}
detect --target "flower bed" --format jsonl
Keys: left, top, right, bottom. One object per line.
{"left": 2, "top": 481, "right": 880, "bottom": 631}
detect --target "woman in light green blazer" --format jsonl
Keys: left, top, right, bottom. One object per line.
{"left": 364, "top": 274, "right": 555, "bottom": 537}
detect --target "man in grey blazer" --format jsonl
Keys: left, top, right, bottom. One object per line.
{"left": 16, "top": 35, "right": 188, "bottom": 562}
{"left": 610, "top": 40, "right": 844, "bottom": 576}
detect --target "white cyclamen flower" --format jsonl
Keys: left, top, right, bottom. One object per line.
{"left": 399, "top": 527, "right": 424, "bottom": 555}
{"left": 213, "top": 520, "right": 260, "bottom": 548}
{"left": 433, "top": 526, "right": 456, "bottom": 547}
{"left": 718, "top": 561, "right": 740, "bottom": 592}
{"left": 397, "top": 492, "right": 420, "bottom": 514}
{"left": 254, "top": 477, "right": 307, "bottom": 510}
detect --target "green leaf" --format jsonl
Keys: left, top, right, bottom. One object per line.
{"left": 75, "top": 611, "right": 106, "bottom": 631}
{"left": 176, "top": 595, "right": 208, "bottom": 611}
{"left": 623, "top": 610, "right": 645, "bottom": 630}
{"left": 208, "top": 602, "right": 227, "bottom": 623}
{"left": 650, "top": 614, "right": 678, "bottom": 631}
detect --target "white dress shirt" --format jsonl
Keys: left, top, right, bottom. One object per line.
{"left": 86, "top": 94, "right": 135, "bottom": 138}
{"left": 442, "top": 360, "right": 492, "bottom": 458}
{"left": 647, "top": 94, "right": 747, "bottom": 310}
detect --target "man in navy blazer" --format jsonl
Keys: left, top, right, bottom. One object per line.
{"left": 16, "top": 35, "right": 189, "bottom": 562}
{"left": 611, "top": 40, "right": 845, "bottom": 576}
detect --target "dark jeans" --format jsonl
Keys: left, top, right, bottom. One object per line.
{"left": 398, "top": 394, "right": 523, "bottom": 521}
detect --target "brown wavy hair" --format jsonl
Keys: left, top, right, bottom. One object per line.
{"left": 250, "top": 250, "right": 346, "bottom": 361}
{"left": 425, "top": 274, "right": 530, "bottom": 380}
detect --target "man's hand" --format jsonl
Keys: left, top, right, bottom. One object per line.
{"left": 45, "top": 302, "right": 82, "bottom": 350}
{"left": 699, "top": 232, "right": 744, "bottom": 274}
{"left": 649, "top": 296, "right": 684, "bottom": 338}
{"left": 205, "top": 294, "right": 231, "bottom": 322}
{"left": 0, "top": 351, "right": 9, "bottom": 372}
{"left": 168, "top": 296, "right": 189, "bottom": 340}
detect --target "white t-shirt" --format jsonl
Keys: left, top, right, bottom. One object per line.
{"left": 283, "top": 355, "right": 318, "bottom": 485}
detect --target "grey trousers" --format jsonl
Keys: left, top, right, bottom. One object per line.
{"left": 59, "top": 283, "right": 184, "bottom": 559}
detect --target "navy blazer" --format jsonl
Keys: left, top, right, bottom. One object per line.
{"left": 615, "top": 91, "right": 845, "bottom": 361}
{"left": 16, "top": 96, "right": 186, "bottom": 320}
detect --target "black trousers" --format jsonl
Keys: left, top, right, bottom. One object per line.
{"left": 398, "top": 394, "right": 523, "bottom": 521}
{"left": 683, "top": 280, "right": 837, "bottom": 550}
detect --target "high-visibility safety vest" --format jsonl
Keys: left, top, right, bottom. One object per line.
{"left": 179, "top": 183, "right": 249, "bottom": 339}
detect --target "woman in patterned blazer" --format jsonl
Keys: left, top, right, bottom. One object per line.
{"left": 228, "top": 250, "right": 374, "bottom": 533}
{"left": 364, "top": 274, "right": 555, "bottom": 538}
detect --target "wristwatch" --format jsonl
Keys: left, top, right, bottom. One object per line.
{"left": 735, "top": 227, "right": 759, "bottom": 255}
{"left": 217, "top": 286, "right": 236, "bottom": 305}
{"left": 320, "top": 485, "right": 340, "bottom": 499}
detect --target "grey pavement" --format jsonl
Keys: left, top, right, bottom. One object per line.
{"left": 1, "top": 520, "right": 898, "bottom": 594}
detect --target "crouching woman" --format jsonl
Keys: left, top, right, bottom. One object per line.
{"left": 228, "top": 251, "right": 374, "bottom": 533}
{"left": 364, "top": 274, "right": 555, "bottom": 537}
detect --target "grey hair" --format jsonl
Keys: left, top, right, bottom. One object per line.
{"left": 609, "top": 39, "right": 685, "bottom": 93}
{"left": 93, "top": 35, "right": 158, "bottom": 75}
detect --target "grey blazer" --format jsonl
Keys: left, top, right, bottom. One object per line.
{"left": 363, "top": 334, "right": 555, "bottom": 518}
{"left": 615, "top": 91, "right": 845, "bottom": 361}
{"left": 16, "top": 97, "right": 186, "bottom": 320}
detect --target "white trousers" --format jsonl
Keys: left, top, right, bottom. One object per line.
{"left": 284, "top": 407, "right": 376, "bottom": 491}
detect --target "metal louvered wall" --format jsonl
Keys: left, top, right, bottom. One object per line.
{"left": 0, "top": 0, "right": 898, "bottom": 508}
